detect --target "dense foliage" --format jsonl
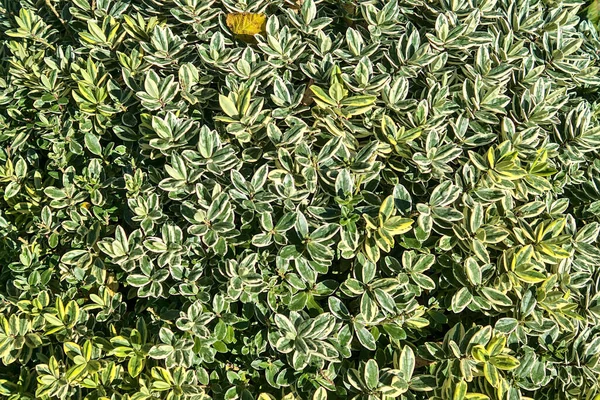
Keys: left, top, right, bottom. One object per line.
{"left": 2, "top": 0, "right": 600, "bottom": 399}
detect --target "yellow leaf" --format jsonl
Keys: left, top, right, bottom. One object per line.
{"left": 471, "top": 345, "right": 488, "bottom": 362}
{"left": 106, "top": 273, "right": 119, "bottom": 295}
{"left": 382, "top": 217, "right": 413, "bottom": 235}
{"left": 226, "top": 13, "right": 267, "bottom": 42}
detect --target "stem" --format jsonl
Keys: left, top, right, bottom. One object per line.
{"left": 45, "top": 0, "right": 73, "bottom": 40}
{"left": 32, "top": 35, "right": 56, "bottom": 51}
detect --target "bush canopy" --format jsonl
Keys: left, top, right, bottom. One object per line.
{"left": 2, "top": 0, "right": 600, "bottom": 399}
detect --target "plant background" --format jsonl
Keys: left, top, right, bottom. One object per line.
{"left": 1, "top": 0, "right": 600, "bottom": 399}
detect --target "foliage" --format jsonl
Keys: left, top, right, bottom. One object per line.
{"left": 1, "top": 0, "right": 600, "bottom": 399}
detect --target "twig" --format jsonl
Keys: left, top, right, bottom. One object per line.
{"left": 44, "top": 0, "right": 70, "bottom": 34}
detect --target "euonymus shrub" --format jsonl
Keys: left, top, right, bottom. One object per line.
{"left": 1, "top": 0, "right": 600, "bottom": 399}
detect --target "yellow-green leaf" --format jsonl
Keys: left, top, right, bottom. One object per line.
{"left": 382, "top": 216, "right": 413, "bottom": 235}
{"left": 219, "top": 95, "right": 238, "bottom": 118}
{"left": 226, "top": 13, "right": 267, "bottom": 41}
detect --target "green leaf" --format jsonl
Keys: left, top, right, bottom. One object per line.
{"left": 409, "top": 375, "right": 437, "bottom": 391}
{"left": 4, "top": 182, "right": 20, "bottom": 199}
{"left": 313, "top": 387, "right": 327, "bottom": 400}
{"left": 398, "top": 346, "right": 415, "bottom": 380}
{"left": 127, "top": 275, "right": 150, "bottom": 287}
{"left": 307, "top": 241, "right": 333, "bottom": 262}
{"left": 84, "top": 132, "right": 102, "bottom": 156}
{"left": 356, "top": 326, "right": 377, "bottom": 351}
{"left": 128, "top": 353, "right": 144, "bottom": 377}
{"left": 452, "top": 288, "right": 473, "bottom": 313}
{"left": 464, "top": 257, "right": 481, "bottom": 286}
{"left": 364, "top": 359, "right": 379, "bottom": 390}
{"left": 148, "top": 345, "right": 173, "bottom": 359}
{"left": 328, "top": 297, "right": 351, "bottom": 320}
{"left": 340, "top": 95, "right": 376, "bottom": 107}
{"left": 480, "top": 288, "right": 512, "bottom": 307}
{"left": 361, "top": 294, "right": 378, "bottom": 322}
{"left": 483, "top": 363, "right": 499, "bottom": 387}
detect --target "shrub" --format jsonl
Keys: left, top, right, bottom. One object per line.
{"left": 1, "top": 0, "right": 600, "bottom": 399}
